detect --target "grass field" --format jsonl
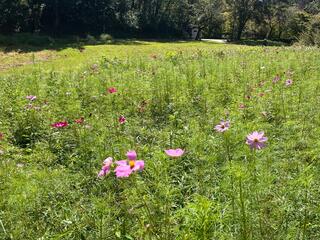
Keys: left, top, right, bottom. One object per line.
{"left": 1, "top": 40, "right": 320, "bottom": 240}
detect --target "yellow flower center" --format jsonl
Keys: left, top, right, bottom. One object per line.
{"left": 129, "top": 160, "right": 135, "bottom": 169}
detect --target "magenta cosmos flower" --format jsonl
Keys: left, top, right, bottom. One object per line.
{"left": 214, "top": 120, "right": 230, "bottom": 133}
{"left": 272, "top": 75, "right": 280, "bottom": 84}
{"left": 98, "top": 157, "right": 113, "bottom": 178}
{"left": 239, "top": 103, "right": 246, "bottom": 109}
{"left": 119, "top": 116, "right": 126, "bottom": 124}
{"left": 51, "top": 121, "right": 68, "bottom": 128}
{"left": 108, "top": 87, "right": 117, "bottom": 94}
{"left": 285, "top": 79, "right": 293, "bottom": 86}
{"left": 26, "top": 95, "right": 37, "bottom": 101}
{"left": 165, "top": 148, "right": 185, "bottom": 158}
{"left": 115, "top": 151, "right": 145, "bottom": 178}
{"left": 246, "top": 131, "right": 268, "bottom": 150}
{"left": 75, "top": 117, "right": 84, "bottom": 124}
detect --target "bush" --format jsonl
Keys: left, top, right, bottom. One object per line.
{"left": 0, "top": 33, "right": 54, "bottom": 47}
{"left": 99, "top": 33, "right": 113, "bottom": 43}
{"left": 299, "top": 14, "right": 320, "bottom": 46}
{"left": 85, "top": 34, "right": 97, "bottom": 45}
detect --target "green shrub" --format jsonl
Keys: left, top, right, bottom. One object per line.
{"left": 299, "top": 14, "right": 320, "bottom": 46}
{"left": 99, "top": 33, "right": 113, "bottom": 43}
{"left": 0, "top": 33, "right": 55, "bottom": 47}
{"left": 86, "top": 34, "right": 98, "bottom": 45}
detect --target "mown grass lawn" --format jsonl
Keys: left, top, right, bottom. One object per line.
{"left": 1, "top": 41, "right": 320, "bottom": 240}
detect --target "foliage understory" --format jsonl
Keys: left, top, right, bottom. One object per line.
{"left": 0, "top": 41, "right": 320, "bottom": 239}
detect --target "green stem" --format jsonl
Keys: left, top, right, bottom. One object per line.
{"left": 224, "top": 133, "right": 236, "bottom": 233}
{"left": 115, "top": 180, "right": 127, "bottom": 238}
{"left": 133, "top": 180, "right": 161, "bottom": 240}
{"left": 164, "top": 157, "right": 172, "bottom": 240}
{"left": 100, "top": 214, "right": 103, "bottom": 239}
{"left": 302, "top": 184, "right": 308, "bottom": 240}
{"left": 251, "top": 150, "right": 257, "bottom": 183}
{"left": 251, "top": 149, "right": 260, "bottom": 239}
{"left": 280, "top": 86, "right": 286, "bottom": 120}
{"left": 239, "top": 178, "right": 247, "bottom": 240}
{"left": 0, "top": 218, "right": 7, "bottom": 236}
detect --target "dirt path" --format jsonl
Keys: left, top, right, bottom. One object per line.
{"left": 201, "top": 39, "right": 227, "bottom": 44}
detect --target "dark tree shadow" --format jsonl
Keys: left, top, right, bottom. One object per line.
{"left": 0, "top": 34, "right": 195, "bottom": 54}
{"left": 0, "top": 34, "right": 154, "bottom": 53}
{"left": 230, "top": 39, "right": 290, "bottom": 47}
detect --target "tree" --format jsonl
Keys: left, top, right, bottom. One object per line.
{"left": 190, "top": 0, "right": 224, "bottom": 38}
{"left": 225, "top": 0, "right": 258, "bottom": 40}
{"left": 257, "top": 0, "right": 290, "bottom": 39}
{"left": 0, "top": 0, "right": 318, "bottom": 45}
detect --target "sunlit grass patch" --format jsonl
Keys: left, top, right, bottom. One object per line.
{"left": 1, "top": 41, "right": 320, "bottom": 239}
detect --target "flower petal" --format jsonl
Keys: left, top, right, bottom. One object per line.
{"left": 132, "top": 160, "right": 145, "bottom": 172}
{"left": 116, "top": 160, "right": 128, "bottom": 166}
{"left": 115, "top": 165, "right": 132, "bottom": 178}
{"left": 165, "top": 149, "right": 185, "bottom": 157}
{"left": 126, "top": 151, "right": 137, "bottom": 160}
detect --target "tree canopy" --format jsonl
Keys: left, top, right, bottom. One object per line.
{"left": 0, "top": 0, "right": 319, "bottom": 42}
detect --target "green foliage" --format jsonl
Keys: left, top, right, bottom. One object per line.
{"left": 284, "top": 7, "right": 310, "bottom": 39}
{"left": 0, "top": 0, "right": 319, "bottom": 44}
{"left": 299, "top": 14, "right": 320, "bottom": 46}
{"left": 176, "top": 195, "right": 221, "bottom": 239}
{"left": 99, "top": 33, "right": 113, "bottom": 43}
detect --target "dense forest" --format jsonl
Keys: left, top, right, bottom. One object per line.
{"left": 0, "top": 0, "right": 320, "bottom": 44}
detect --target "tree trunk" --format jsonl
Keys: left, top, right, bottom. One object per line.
{"left": 234, "top": 20, "right": 246, "bottom": 41}
{"left": 266, "top": 21, "right": 273, "bottom": 39}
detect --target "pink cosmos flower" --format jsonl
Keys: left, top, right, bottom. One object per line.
{"left": 119, "top": 116, "right": 126, "bottom": 124}
{"left": 214, "top": 120, "right": 230, "bottom": 133}
{"left": 91, "top": 64, "right": 99, "bottom": 71}
{"left": 26, "top": 95, "right": 37, "bottom": 101}
{"left": 75, "top": 117, "right": 84, "bottom": 124}
{"left": 150, "top": 54, "right": 158, "bottom": 59}
{"left": 25, "top": 103, "right": 34, "bottom": 110}
{"left": 285, "top": 79, "right": 293, "bottom": 86}
{"left": 165, "top": 148, "right": 185, "bottom": 158}
{"left": 246, "top": 131, "right": 268, "bottom": 150}
{"left": 239, "top": 104, "right": 246, "bottom": 109}
{"left": 51, "top": 121, "right": 68, "bottom": 128}
{"left": 272, "top": 75, "right": 280, "bottom": 84}
{"left": 115, "top": 150, "right": 145, "bottom": 178}
{"left": 108, "top": 87, "right": 117, "bottom": 94}
{"left": 98, "top": 157, "right": 113, "bottom": 178}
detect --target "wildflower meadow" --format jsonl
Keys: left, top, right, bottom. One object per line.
{"left": 1, "top": 41, "right": 320, "bottom": 239}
